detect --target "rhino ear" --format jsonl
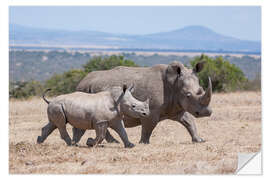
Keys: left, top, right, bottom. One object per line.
{"left": 166, "top": 61, "right": 183, "bottom": 85}
{"left": 193, "top": 61, "right": 205, "bottom": 73}
{"left": 177, "top": 67, "right": 181, "bottom": 76}
{"left": 123, "top": 84, "right": 127, "bottom": 93}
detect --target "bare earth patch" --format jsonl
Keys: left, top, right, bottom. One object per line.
{"left": 9, "top": 92, "right": 261, "bottom": 174}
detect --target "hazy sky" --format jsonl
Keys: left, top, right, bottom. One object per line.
{"left": 9, "top": 6, "right": 261, "bottom": 41}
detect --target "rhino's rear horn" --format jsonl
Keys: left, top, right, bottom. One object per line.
{"left": 128, "top": 83, "right": 135, "bottom": 93}
{"left": 200, "top": 77, "right": 212, "bottom": 106}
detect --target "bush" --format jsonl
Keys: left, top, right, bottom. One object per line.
{"left": 83, "top": 55, "right": 138, "bottom": 73}
{"left": 190, "top": 55, "right": 248, "bottom": 92}
{"left": 9, "top": 81, "right": 43, "bottom": 99}
{"left": 9, "top": 55, "right": 139, "bottom": 98}
{"left": 44, "top": 55, "right": 139, "bottom": 96}
{"left": 44, "top": 69, "right": 86, "bottom": 96}
{"left": 244, "top": 72, "right": 261, "bottom": 91}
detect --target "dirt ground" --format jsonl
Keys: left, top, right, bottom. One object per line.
{"left": 9, "top": 92, "right": 261, "bottom": 174}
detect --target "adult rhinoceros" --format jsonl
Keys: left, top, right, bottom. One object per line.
{"left": 75, "top": 61, "right": 212, "bottom": 144}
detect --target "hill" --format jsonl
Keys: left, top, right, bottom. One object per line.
{"left": 9, "top": 24, "right": 261, "bottom": 52}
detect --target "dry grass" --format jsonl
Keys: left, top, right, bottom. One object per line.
{"left": 9, "top": 92, "right": 261, "bottom": 174}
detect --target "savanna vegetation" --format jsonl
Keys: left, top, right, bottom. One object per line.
{"left": 9, "top": 91, "right": 261, "bottom": 174}
{"left": 9, "top": 55, "right": 139, "bottom": 98}
{"left": 9, "top": 53, "right": 261, "bottom": 99}
{"left": 10, "top": 50, "right": 260, "bottom": 81}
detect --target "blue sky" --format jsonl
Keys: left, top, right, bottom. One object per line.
{"left": 9, "top": 6, "right": 261, "bottom": 41}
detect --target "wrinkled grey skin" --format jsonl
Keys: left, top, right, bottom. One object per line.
{"left": 37, "top": 85, "right": 150, "bottom": 148}
{"left": 75, "top": 61, "right": 212, "bottom": 144}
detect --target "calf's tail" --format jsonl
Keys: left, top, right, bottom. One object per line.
{"left": 42, "top": 88, "right": 51, "bottom": 104}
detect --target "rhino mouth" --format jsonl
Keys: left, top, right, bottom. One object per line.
{"left": 194, "top": 107, "right": 212, "bottom": 117}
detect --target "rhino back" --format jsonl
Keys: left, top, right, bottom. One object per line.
{"left": 77, "top": 65, "right": 168, "bottom": 109}
{"left": 50, "top": 92, "right": 118, "bottom": 129}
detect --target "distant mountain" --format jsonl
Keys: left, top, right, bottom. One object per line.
{"left": 9, "top": 24, "right": 261, "bottom": 52}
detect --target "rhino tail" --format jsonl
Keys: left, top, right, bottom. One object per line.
{"left": 42, "top": 88, "right": 52, "bottom": 104}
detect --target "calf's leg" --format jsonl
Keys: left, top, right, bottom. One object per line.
{"left": 37, "top": 122, "right": 57, "bottom": 144}
{"left": 72, "top": 127, "right": 86, "bottom": 145}
{"left": 86, "top": 121, "right": 108, "bottom": 147}
{"left": 58, "top": 127, "right": 72, "bottom": 146}
{"left": 49, "top": 104, "right": 72, "bottom": 146}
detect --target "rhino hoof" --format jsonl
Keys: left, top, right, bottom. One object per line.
{"left": 125, "top": 142, "right": 135, "bottom": 148}
{"left": 139, "top": 140, "right": 150, "bottom": 144}
{"left": 86, "top": 138, "right": 95, "bottom": 147}
{"left": 192, "top": 138, "right": 206, "bottom": 143}
{"left": 71, "top": 141, "right": 78, "bottom": 147}
{"left": 107, "top": 138, "right": 120, "bottom": 144}
{"left": 37, "top": 136, "right": 43, "bottom": 144}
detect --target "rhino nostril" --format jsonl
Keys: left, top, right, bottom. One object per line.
{"left": 142, "top": 112, "right": 147, "bottom": 116}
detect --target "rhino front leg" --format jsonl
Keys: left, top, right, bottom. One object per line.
{"left": 110, "top": 120, "right": 135, "bottom": 148}
{"left": 139, "top": 114, "right": 158, "bottom": 144}
{"left": 87, "top": 121, "right": 108, "bottom": 147}
{"left": 176, "top": 111, "right": 205, "bottom": 143}
{"left": 105, "top": 130, "right": 120, "bottom": 143}
{"left": 139, "top": 123, "right": 157, "bottom": 144}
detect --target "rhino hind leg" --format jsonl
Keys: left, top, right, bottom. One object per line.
{"left": 58, "top": 127, "right": 72, "bottom": 146}
{"left": 49, "top": 104, "right": 72, "bottom": 146}
{"left": 72, "top": 127, "right": 86, "bottom": 145}
{"left": 105, "top": 130, "right": 120, "bottom": 143}
{"left": 87, "top": 121, "right": 108, "bottom": 147}
{"left": 37, "top": 122, "right": 57, "bottom": 144}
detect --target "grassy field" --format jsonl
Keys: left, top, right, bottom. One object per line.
{"left": 9, "top": 92, "right": 261, "bottom": 174}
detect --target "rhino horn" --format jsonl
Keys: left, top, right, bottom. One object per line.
{"left": 200, "top": 77, "right": 212, "bottom": 106}
{"left": 145, "top": 98, "right": 150, "bottom": 104}
{"left": 128, "top": 83, "right": 135, "bottom": 93}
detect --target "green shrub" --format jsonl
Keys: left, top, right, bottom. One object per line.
{"left": 190, "top": 55, "right": 248, "bottom": 92}
{"left": 44, "top": 69, "right": 86, "bottom": 96}
{"left": 244, "top": 72, "right": 261, "bottom": 91}
{"left": 44, "top": 55, "right": 139, "bottom": 96}
{"left": 9, "top": 81, "right": 43, "bottom": 99}
{"left": 83, "top": 55, "right": 138, "bottom": 73}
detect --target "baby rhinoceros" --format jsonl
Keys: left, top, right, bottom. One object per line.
{"left": 37, "top": 84, "right": 150, "bottom": 148}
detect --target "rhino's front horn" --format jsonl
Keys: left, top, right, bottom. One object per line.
{"left": 200, "top": 77, "right": 212, "bottom": 106}
{"left": 145, "top": 98, "right": 150, "bottom": 104}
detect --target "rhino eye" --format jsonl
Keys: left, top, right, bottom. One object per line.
{"left": 197, "top": 88, "right": 203, "bottom": 95}
{"left": 186, "top": 92, "right": 192, "bottom": 98}
{"left": 132, "top": 104, "right": 136, "bottom": 108}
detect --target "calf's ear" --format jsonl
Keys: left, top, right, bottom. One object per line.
{"left": 123, "top": 84, "right": 127, "bottom": 93}
{"left": 193, "top": 61, "right": 205, "bottom": 73}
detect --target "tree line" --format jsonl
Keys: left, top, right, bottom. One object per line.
{"left": 9, "top": 54, "right": 260, "bottom": 99}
